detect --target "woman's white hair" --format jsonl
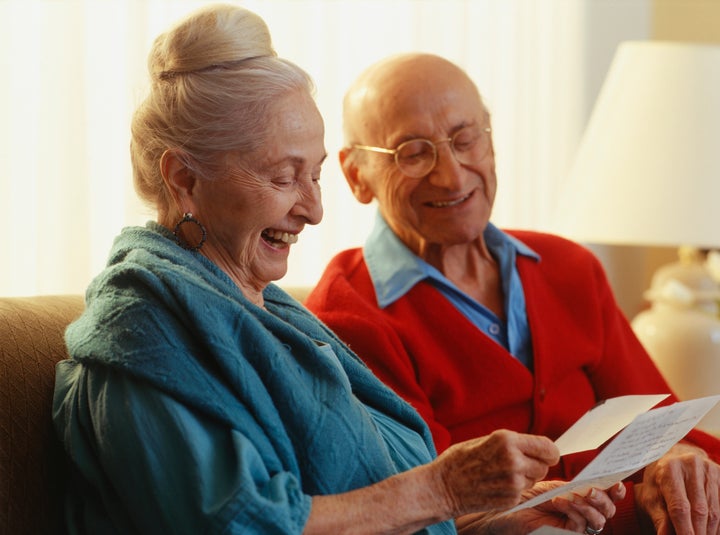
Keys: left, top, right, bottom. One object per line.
{"left": 130, "top": 3, "right": 315, "bottom": 213}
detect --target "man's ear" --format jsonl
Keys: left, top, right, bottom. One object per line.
{"left": 160, "top": 149, "right": 197, "bottom": 210}
{"left": 339, "top": 147, "right": 374, "bottom": 204}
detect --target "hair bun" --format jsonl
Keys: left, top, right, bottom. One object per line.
{"left": 150, "top": 4, "right": 276, "bottom": 80}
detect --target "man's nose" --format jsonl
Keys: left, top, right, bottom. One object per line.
{"left": 427, "top": 142, "right": 465, "bottom": 190}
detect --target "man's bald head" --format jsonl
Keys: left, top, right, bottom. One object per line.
{"left": 342, "top": 53, "right": 485, "bottom": 146}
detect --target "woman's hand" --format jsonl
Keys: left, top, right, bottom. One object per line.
{"left": 307, "top": 430, "right": 561, "bottom": 534}
{"left": 456, "top": 480, "right": 626, "bottom": 535}
{"left": 433, "top": 429, "right": 560, "bottom": 516}
{"left": 545, "top": 481, "right": 625, "bottom": 533}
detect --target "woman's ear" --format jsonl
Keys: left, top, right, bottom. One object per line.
{"left": 339, "top": 147, "right": 374, "bottom": 205}
{"left": 160, "top": 149, "right": 197, "bottom": 210}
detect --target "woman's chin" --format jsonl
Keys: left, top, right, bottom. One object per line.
{"left": 258, "top": 264, "right": 289, "bottom": 286}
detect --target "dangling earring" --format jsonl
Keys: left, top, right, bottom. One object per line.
{"left": 173, "top": 212, "right": 207, "bottom": 251}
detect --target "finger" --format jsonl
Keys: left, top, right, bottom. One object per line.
{"left": 523, "top": 457, "right": 552, "bottom": 484}
{"left": 583, "top": 488, "right": 617, "bottom": 520}
{"left": 516, "top": 433, "right": 560, "bottom": 465}
{"left": 549, "top": 496, "right": 587, "bottom": 531}
{"left": 682, "top": 458, "right": 710, "bottom": 535}
{"left": 551, "top": 494, "right": 609, "bottom": 533}
{"left": 704, "top": 472, "right": 720, "bottom": 534}
{"left": 609, "top": 481, "right": 627, "bottom": 503}
{"left": 642, "top": 486, "right": 672, "bottom": 535}
{"left": 567, "top": 492, "right": 608, "bottom": 532}
{"left": 660, "top": 461, "right": 694, "bottom": 535}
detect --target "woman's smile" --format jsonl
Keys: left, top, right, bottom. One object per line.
{"left": 261, "top": 228, "right": 299, "bottom": 248}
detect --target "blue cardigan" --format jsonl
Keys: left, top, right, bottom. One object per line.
{"left": 53, "top": 223, "right": 454, "bottom": 534}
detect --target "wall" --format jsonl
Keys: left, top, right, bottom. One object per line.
{"left": 653, "top": 0, "right": 720, "bottom": 43}
{"left": 596, "top": 0, "right": 720, "bottom": 320}
{"left": 0, "top": 0, "right": 640, "bottom": 297}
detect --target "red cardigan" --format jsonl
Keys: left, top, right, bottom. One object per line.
{"left": 306, "top": 230, "right": 720, "bottom": 534}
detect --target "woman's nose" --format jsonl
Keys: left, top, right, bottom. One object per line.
{"left": 293, "top": 180, "right": 323, "bottom": 225}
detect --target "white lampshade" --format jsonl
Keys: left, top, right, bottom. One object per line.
{"left": 553, "top": 41, "right": 720, "bottom": 437}
{"left": 552, "top": 41, "right": 720, "bottom": 249}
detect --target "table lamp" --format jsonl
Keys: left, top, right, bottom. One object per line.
{"left": 552, "top": 41, "right": 720, "bottom": 435}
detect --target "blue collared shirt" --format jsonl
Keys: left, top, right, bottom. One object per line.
{"left": 364, "top": 212, "right": 538, "bottom": 369}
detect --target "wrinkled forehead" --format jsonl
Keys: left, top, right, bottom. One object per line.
{"left": 360, "top": 58, "right": 487, "bottom": 141}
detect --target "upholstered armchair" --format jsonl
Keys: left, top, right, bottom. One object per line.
{"left": 0, "top": 295, "right": 84, "bottom": 534}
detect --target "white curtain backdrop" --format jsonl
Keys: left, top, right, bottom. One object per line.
{"left": 0, "top": 0, "right": 649, "bottom": 296}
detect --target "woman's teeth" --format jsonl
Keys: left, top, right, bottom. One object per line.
{"left": 262, "top": 229, "right": 298, "bottom": 244}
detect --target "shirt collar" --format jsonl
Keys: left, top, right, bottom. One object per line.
{"left": 363, "top": 211, "right": 539, "bottom": 308}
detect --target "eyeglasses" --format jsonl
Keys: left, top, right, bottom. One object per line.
{"left": 351, "top": 125, "right": 492, "bottom": 178}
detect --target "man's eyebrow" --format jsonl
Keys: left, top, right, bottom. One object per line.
{"left": 390, "top": 121, "right": 479, "bottom": 145}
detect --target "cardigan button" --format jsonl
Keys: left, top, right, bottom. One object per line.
{"left": 538, "top": 387, "right": 547, "bottom": 401}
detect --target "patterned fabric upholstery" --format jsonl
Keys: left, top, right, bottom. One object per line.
{"left": 0, "top": 295, "right": 84, "bottom": 535}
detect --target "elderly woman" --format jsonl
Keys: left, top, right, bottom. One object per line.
{"left": 52, "top": 4, "right": 621, "bottom": 534}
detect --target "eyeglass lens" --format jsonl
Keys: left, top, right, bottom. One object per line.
{"left": 395, "top": 125, "right": 489, "bottom": 177}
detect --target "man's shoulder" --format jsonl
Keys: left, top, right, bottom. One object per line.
{"left": 504, "top": 229, "right": 595, "bottom": 259}
{"left": 503, "top": 229, "right": 608, "bottom": 289}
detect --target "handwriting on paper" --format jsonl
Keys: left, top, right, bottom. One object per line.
{"left": 505, "top": 395, "right": 720, "bottom": 513}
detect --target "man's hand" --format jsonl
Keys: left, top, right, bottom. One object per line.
{"left": 635, "top": 442, "right": 720, "bottom": 534}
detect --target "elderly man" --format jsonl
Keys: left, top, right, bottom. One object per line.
{"left": 305, "top": 53, "right": 720, "bottom": 534}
